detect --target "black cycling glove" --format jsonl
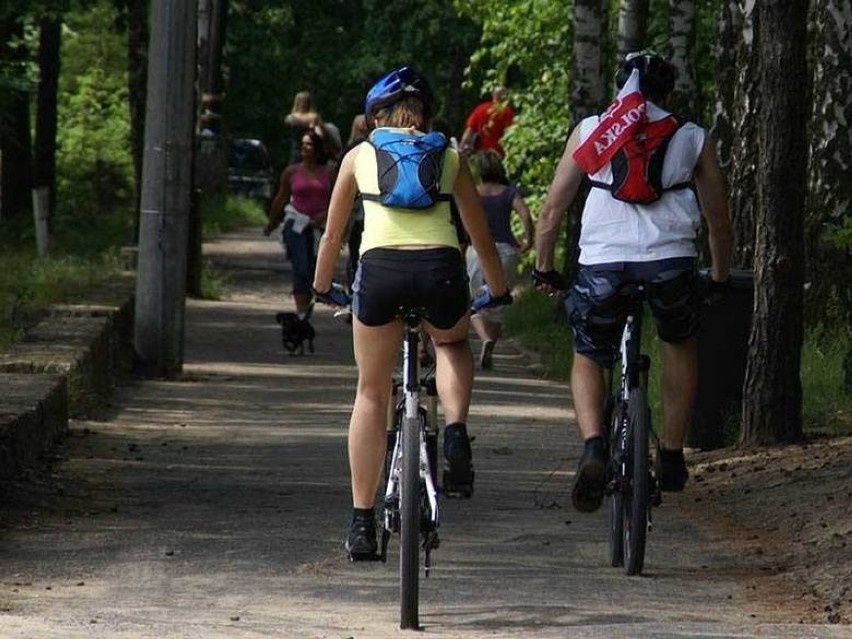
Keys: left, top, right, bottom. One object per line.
{"left": 531, "top": 268, "right": 567, "bottom": 291}
{"left": 312, "top": 282, "right": 350, "bottom": 307}
{"left": 471, "top": 285, "right": 514, "bottom": 311}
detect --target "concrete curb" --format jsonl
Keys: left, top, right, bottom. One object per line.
{"left": 0, "top": 273, "right": 135, "bottom": 479}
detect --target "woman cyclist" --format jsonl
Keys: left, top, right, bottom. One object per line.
{"left": 312, "top": 66, "right": 509, "bottom": 560}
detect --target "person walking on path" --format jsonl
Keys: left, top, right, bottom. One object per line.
{"left": 533, "top": 50, "right": 733, "bottom": 513}
{"left": 284, "top": 90, "right": 322, "bottom": 166}
{"left": 466, "top": 150, "right": 534, "bottom": 370}
{"left": 459, "top": 85, "right": 514, "bottom": 157}
{"left": 312, "top": 66, "right": 509, "bottom": 560}
{"left": 264, "top": 127, "right": 334, "bottom": 319}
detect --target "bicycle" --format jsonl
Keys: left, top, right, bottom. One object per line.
{"left": 318, "top": 282, "right": 510, "bottom": 629}
{"left": 381, "top": 305, "right": 440, "bottom": 630}
{"left": 531, "top": 269, "right": 661, "bottom": 576}
{"left": 602, "top": 282, "right": 662, "bottom": 576}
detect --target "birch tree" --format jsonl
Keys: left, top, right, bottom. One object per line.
{"left": 805, "top": 0, "right": 852, "bottom": 342}
{"left": 33, "top": 12, "right": 62, "bottom": 231}
{"left": 728, "top": 0, "right": 759, "bottom": 268}
{"left": 564, "top": 0, "right": 608, "bottom": 281}
{"left": 616, "top": 0, "right": 649, "bottom": 59}
{"left": 571, "top": 0, "right": 607, "bottom": 127}
{"left": 668, "top": 0, "right": 697, "bottom": 118}
{"left": 711, "top": 0, "right": 739, "bottom": 175}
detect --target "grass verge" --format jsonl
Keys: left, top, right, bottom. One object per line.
{"left": 0, "top": 250, "right": 123, "bottom": 351}
{"left": 503, "top": 286, "right": 852, "bottom": 440}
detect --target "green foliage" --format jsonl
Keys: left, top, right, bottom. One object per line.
{"left": 198, "top": 260, "right": 231, "bottom": 301}
{"left": 53, "top": 0, "right": 135, "bottom": 255}
{"left": 224, "top": 0, "right": 481, "bottom": 167}
{"left": 825, "top": 210, "right": 852, "bottom": 249}
{"left": 201, "top": 195, "right": 268, "bottom": 237}
{"left": 801, "top": 329, "right": 852, "bottom": 435}
{"left": 456, "top": 0, "right": 571, "bottom": 208}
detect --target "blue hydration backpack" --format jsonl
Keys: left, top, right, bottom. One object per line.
{"left": 361, "top": 129, "right": 452, "bottom": 210}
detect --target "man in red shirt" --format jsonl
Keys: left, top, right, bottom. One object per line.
{"left": 460, "top": 86, "right": 514, "bottom": 157}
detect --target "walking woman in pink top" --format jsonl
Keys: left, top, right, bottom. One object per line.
{"left": 264, "top": 128, "right": 335, "bottom": 317}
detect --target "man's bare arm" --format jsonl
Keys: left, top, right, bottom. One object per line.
{"left": 693, "top": 138, "right": 734, "bottom": 282}
{"left": 534, "top": 126, "right": 585, "bottom": 271}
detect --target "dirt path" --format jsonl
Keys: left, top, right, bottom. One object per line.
{"left": 0, "top": 229, "right": 847, "bottom": 638}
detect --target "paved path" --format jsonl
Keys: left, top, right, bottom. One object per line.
{"left": 0, "top": 230, "right": 846, "bottom": 638}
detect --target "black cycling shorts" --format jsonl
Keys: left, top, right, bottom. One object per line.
{"left": 352, "top": 247, "right": 470, "bottom": 329}
{"left": 565, "top": 258, "right": 699, "bottom": 366}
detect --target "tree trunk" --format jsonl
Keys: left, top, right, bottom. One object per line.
{"left": 571, "top": 0, "right": 607, "bottom": 127}
{"left": 699, "top": 0, "right": 740, "bottom": 266}
{"left": 565, "top": 0, "right": 608, "bottom": 285}
{"left": 126, "top": 0, "right": 149, "bottom": 242}
{"left": 616, "top": 0, "right": 649, "bottom": 59}
{"left": 804, "top": 0, "right": 852, "bottom": 366}
{"left": 711, "top": 0, "right": 739, "bottom": 174}
{"left": 33, "top": 14, "right": 62, "bottom": 225}
{"left": 0, "top": 17, "right": 33, "bottom": 223}
{"left": 741, "top": 0, "right": 809, "bottom": 446}
{"left": 728, "top": 0, "right": 759, "bottom": 269}
{"left": 668, "top": 0, "right": 697, "bottom": 120}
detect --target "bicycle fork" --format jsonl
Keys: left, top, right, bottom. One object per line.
{"left": 381, "top": 327, "right": 440, "bottom": 573}
{"left": 617, "top": 314, "right": 661, "bottom": 532}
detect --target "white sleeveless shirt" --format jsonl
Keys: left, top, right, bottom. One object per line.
{"left": 577, "top": 102, "right": 706, "bottom": 265}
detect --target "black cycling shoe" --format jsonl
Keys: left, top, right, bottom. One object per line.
{"left": 571, "top": 437, "right": 607, "bottom": 513}
{"left": 345, "top": 513, "right": 378, "bottom": 561}
{"left": 659, "top": 448, "right": 689, "bottom": 492}
{"left": 442, "top": 423, "right": 474, "bottom": 498}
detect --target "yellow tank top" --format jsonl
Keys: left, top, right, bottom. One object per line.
{"left": 355, "top": 128, "right": 460, "bottom": 254}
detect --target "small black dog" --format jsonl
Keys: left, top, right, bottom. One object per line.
{"left": 275, "top": 312, "right": 315, "bottom": 355}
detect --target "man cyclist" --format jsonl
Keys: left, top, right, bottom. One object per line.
{"left": 313, "top": 66, "right": 509, "bottom": 559}
{"left": 534, "top": 50, "right": 734, "bottom": 513}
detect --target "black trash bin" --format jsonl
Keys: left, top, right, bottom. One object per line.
{"left": 689, "top": 269, "right": 753, "bottom": 450}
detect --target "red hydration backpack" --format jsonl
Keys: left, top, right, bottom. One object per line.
{"left": 588, "top": 115, "right": 690, "bottom": 204}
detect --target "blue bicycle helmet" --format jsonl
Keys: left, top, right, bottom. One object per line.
{"left": 614, "top": 50, "right": 676, "bottom": 102}
{"left": 364, "top": 66, "right": 434, "bottom": 118}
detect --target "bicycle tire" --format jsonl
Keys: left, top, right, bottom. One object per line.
{"left": 399, "top": 415, "right": 420, "bottom": 629}
{"left": 606, "top": 399, "right": 625, "bottom": 567}
{"left": 623, "top": 389, "right": 650, "bottom": 575}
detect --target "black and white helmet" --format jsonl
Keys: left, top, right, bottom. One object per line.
{"left": 614, "top": 50, "right": 677, "bottom": 102}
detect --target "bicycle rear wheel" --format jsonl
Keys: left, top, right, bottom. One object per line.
{"left": 623, "top": 389, "right": 650, "bottom": 575}
{"left": 606, "top": 398, "right": 625, "bottom": 567}
{"left": 399, "top": 415, "right": 420, "bottom": 629}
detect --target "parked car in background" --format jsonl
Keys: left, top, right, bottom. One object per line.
{"left": 227, "top": 138, "right": 274, "bottom": 203}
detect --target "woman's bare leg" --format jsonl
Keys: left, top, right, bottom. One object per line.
{"left": 349, "top": 317, "right": 402, "bottom": 508}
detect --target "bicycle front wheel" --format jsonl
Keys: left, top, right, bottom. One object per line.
{"left": 623, "top": 390, "right": 650, "bottom": 575}
{"left": 606, "top": 398, "right": 625, "bottom": 568}
{"left": 399, "top": 415, "right": 420, "bottom": 629}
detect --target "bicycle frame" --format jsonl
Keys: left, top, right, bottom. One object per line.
{"left": 605, "top": 285, "right": 661, "bottom": 575}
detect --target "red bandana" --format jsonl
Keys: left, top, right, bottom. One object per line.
{"left": 572, "top": 69, "right": 647, "bottom": 175}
